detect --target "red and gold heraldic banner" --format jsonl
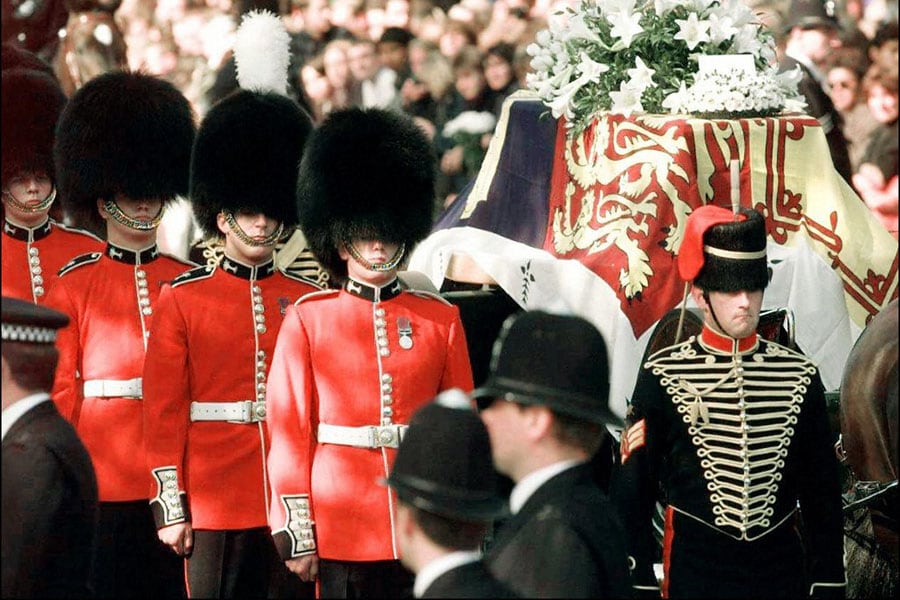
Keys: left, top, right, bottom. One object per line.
{"left": 544, "top": 113, "right": 899, "bottom": 338}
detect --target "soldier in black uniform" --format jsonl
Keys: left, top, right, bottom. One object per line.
{"left": 612, "top": 205, "right": 846, "bottom": 598}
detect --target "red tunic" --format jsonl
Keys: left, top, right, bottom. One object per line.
{"left": 266, "top": 277, "right": 474, "bottom": 562}
{"left": 45, "top": 243, "right": 194, "bottom": 502}
{"left": 1, "top": 218, "right": 103, "bottom": 303}
{"left": 142, "top": 256, "right": 320, "bottom": 531}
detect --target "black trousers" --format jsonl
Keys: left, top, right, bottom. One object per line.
{"left": 187, "top": 528, "right": 315, "bottom": 599}
{"left": 318, "top": 559, "right": 414, "bottom": 599}
{"left": 92, "top": 500, "right": 186, "bottom": 598}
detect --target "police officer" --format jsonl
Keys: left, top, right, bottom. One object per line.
{"left": 45, "top": 70, "right": 196, "bottom": 598}
{"left": 385, "top": 389, "right": 516, "bottom": 599}
{"left": 473, "top": 310, "right": 630, "bottom": 598}
{"left": 266, "top": 107, "right": 474, "bottom": 598}
{"left": 142, "top": 10, "right": 321, "bottom": 598}
{"left": 612, "top": 205, "right": 846, "bottom": 597}
{"left": 1, "top": 296, "right": 98, "bottom": 598}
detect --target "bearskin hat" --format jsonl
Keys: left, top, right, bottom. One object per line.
{"left": 54, "top": 71, "right": 196, "bottom": 236}
{"left": 1, "top": 68, "right": 66, "bottom": 188}
{"left": 678, "top": 205, "right": 769, "bottom": 293}
{"left": 297, "top": 107, "right": 435, "bottom": 280}
{"left": 190, "top": 90, "right": 313, "bottom": 237}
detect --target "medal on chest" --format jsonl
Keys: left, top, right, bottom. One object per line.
{"left": 397, "top": 317, "right": 413, "bottom": 350}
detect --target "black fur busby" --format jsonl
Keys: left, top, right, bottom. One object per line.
{"left": 190, "top": 90, "right": 313, "bottom": 237}
{"left": 386, "top": 389, "right": 507, "bottom": 522}
{"left": 689, "top": 207, "right": 769, "bottom": 293}
{"left": 472, "top": 311, "right": 623, "bottom": 427}
{"left": 54, "top": 71, "right": 196, "bottom": 236}
{"left": 297, "top": 108, "right": 435, "bottom": 280}
{"left": 1, "top": 68, "right": 66, "bottom": 188}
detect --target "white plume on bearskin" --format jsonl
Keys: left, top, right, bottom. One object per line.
{"left": 233, "top": 9, "right": 291, "bottom": 96}
{"left": 190, "top": 9, "right": 313, "bottom": 238}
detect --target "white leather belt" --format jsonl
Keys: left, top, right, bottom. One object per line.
{"left": 317, "top": 423, "right": 408, "bottom": 449}
{"left": 83, "top": 378, "right": 142, "bottom": 399}
{"left": 190, "top": 401, "right": 266, "bottom": 424}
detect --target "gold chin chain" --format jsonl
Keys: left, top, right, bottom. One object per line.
{"left": 223, "top": 211, "right": 283, "bottom": 247}
{"left": 104, "top": 199, "right": 165, "bottom": 230}
{"left": 344, "top": 240, "right": 406, "bottom": 272}
{"left": 3, "top": 187, "right": 57, "bottom": 213}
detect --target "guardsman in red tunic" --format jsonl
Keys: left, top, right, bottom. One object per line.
{"left": 612, "top": 206, "right": 846, "bottom": 598}
{"left": 266, "top": 108, "right": 475, "bottom": 598}
{"left": 142, "top": 12, "right": 322, "bottom": 597}
{"left": 1, "top": 63, "right": 103, "bottom": 303}
{"left": 44, "top": 70, "right": 196, "bottom": 599}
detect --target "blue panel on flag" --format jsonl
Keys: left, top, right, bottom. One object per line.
{"left": 434, "top": 99, "right": 558, "bottom": 249}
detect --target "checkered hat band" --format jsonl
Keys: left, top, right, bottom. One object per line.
{"left": 1, "top": 323, "right": 57, "bottom": 343}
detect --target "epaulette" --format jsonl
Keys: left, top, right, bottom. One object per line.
{"left": 51, "top": 220, "right": 103, "bottom": 241}
{"left": 760, "top": 337, "right": 816, "bottom": 366}
{"left": 58, "top": 252, "right": 102, "bottom": 277}
{"left": 409, "top": 289, "right": 452, "bottom": 305}
{"left": 645, "top": 336, "right": 697, "bottom": 365}
{"left": 294, "top": 288, "right": 339, "bottom": 305}
{"left": 171, "top": 265, "right": 216, "bottom": 288}
{"left": 281, "top": 270, "right": 323, "bottom": 289}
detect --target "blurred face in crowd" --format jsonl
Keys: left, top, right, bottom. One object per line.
{"left": 867, "top": 83, "right": 899, "bottom": 124}
{"left": 384, "top": 0, "right": 410, "bottom": 28}
{"left": 484, "top": 53, "right": 514, "bottom": 92}
{"left": 304, "top": 0, "right": 333, "bottom": 37}
{"left": 324, "top": 45, "right": 352, "bottom": 89}
{"left": 3, "top": 170, "right": 54, "bottom": 227}
{"left": 301, "top": 64, "right": 332, "bottom": 103}
{"left": 378, "top": 41, "right": 408, "bottom": 74}
{"left": 870, "top": 39, "right": 899, "bottom": 70}
{"left": 827, "top": 66, "right": 861, "bottom": 112}
{"left": 478, "top": 394, "right": 533, "bottom": 482}
{"left": 440, "top": 27, "right": 470, "bottom": 60}
{"left": 455, "top": 66, "right": 486, "bottom": 102}
{"left": 789, "top": 26, "right": 838, "bottom": 66}
{"left": 348, "top": 42, "right": 379, "bottom": 82}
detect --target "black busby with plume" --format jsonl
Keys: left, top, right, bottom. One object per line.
{"left": 191, "top": 10, "right": 313, "bottom": 238}
{"left": 297, "top": 108, "right": 436, "bottom": 281}
{"left": 678, "top": 205, "right": 769, "bottom": 292}
{"left": 54, "top": 71, "right": 195, "bottom": 237}
{"left": 1, "top": 67, "right": 66, "bottom": 189}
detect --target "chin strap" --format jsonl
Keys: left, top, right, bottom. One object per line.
{"left": 223, "top": 210, "right": 283, "bottom": 247}
{"left": 702, "top": 289, "right": 730, "bottom": 337}
{"left": 3, "top": 186, "right": 57, "bottom": 213}
{"left": 344, "top": 240, "right": 406, "bottom": 272}
{"left": 103, "top": 199, "right": 165, "bottom": 231}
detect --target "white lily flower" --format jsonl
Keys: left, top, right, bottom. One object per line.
{"left": 627, "top": 56, "right": 656, "bottom": 91}
{"left": 609, "top": 81, "right": 644, "bottom": 116}
{"left": 578, "top": 51, "right": 611, "bottom": 81}
{"left": 675, "top": 12, "right": 711, "bottom": 50}
{"left": 707, "top": 13, "right": 737, "bottom": 44}
{"left": 608, "top": 10, "right": 644, "bottom": 48}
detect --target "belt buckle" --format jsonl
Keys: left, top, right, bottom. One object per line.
{"left": 227, "top": 401, "right": 253, "bottom": 424}
{"left": 372, "top": 425, "right": 400, "bottom": 449}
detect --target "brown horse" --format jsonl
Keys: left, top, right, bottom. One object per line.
{"left": 53, "top": 3, "right": 126, "bottom": 97}
{"left": 839, "top": 298, "right": 898, "bottom": 598}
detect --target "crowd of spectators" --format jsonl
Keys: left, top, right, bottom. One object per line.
{"left": 3, "top": 0, "right": 897, "bottom": 232}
